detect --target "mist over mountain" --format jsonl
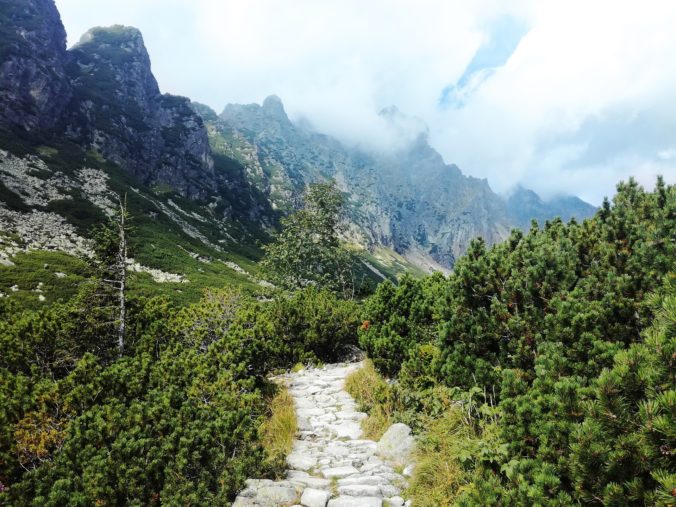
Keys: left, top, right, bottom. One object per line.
{"left": 0, "top": 0, "right": 595, "bottom": 273}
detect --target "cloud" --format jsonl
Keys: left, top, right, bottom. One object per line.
{"left": 54, "top": 0, "right": 676, "bottom": 204}
{"left": 439, "top": 15, "right": 530, "bottom": 108}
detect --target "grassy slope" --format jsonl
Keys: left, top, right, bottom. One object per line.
{"left": 0, "top": 128, "right": 422, "bottom": 310}
{"left": 0, "top": 129, "right": 270, "bottom": 308}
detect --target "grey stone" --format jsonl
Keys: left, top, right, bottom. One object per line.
{"left": 327, "top": 496, "right": 382, "bottom": 507}
{"left": 379, "top": 485, "right": 399, "bottom": 498}
{"left": 300, "top": 487, "right": 331, "bottom": 507}
{"left": 287, "top": 452, "right": 318, "bottom": 471}
{"left": 322, "top": 465, "right": 360, "bottom": 478}
{"left": 339, "top": 476, "right": 388, "bottom": 487}
{"left": 376, "top": 424, "right": 415, "bottom": 466}
{"left": 338, "top": 484, "right": 382, "bottom": 497}
{"left": 257, "top": 484, "right": 299, "bottom": 504}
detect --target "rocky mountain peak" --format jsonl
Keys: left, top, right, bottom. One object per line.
{"left": 505, "top": 184, "right": 597, "bottom": 229}
{"left": 262, "top": 94, "right": 287, "bottom": 118}
{"left": 58, "top": 23, "right": 217, "bottom": 199}
{"left": 76, "top": 24, "right": 144, "bottom": 49}
{"left": 221, "top": 96, "right": 294, "bottom": 141}
{"left": 68, "top": 25, "right": 160, "bottom": 109}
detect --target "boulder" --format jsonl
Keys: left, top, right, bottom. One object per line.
{"left": 375, "top": 424, "right": 415, "bottom": 467}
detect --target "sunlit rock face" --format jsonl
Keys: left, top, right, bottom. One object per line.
{"left": 63, "top": 25, "right": 217, "bottom": 199}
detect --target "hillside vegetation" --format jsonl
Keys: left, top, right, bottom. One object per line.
{"left": 1, "top": 164, "right": 672, "bottom": 506}
{"left": 357, "top": 178, "right": 675, "bottom": 505}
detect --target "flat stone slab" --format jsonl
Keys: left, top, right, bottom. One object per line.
{"left": 301, "top": 487, "right": 332, "bottom": 507}
{"left": 257, "top": 484, "right": 299, "bottom": 504}
{"left": 321, "top": 465, "right": 360, "bottom": 478}
{"left": 327, "top": 496, "right": 382, "bottom": 507}
{"left": 338, "top": 484, "right": 382, "bottom": 497}
{"left": 287, "top": 452, "right": 318, "bottom": 471}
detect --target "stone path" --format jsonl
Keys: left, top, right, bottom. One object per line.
{"left": 234, "top": 362, "right": 412, "bottom": 507}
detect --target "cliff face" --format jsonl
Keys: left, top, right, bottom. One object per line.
{"left": 0, "top": 0, "right": 72, "bottom": 130}
{"left": 0, "top": 2, "right": 217, "bottom": 200}
{"left": 64, "top": 26, "right": 216, "bottom": 199}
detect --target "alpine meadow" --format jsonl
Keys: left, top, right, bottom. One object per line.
{"left": 0, "top": 1, "right": 674, "bottom": 506}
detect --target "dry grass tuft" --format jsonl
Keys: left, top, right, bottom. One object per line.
{"left": 407, "top": 407, "right": 479, "bottom": 507}
{"left": 345, "top": 360, "right": 395, "bottom": 440}
{"left": 260, "top": 385, "right": 297, "bottom": 475}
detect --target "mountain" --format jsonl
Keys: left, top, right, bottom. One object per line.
{"left": 505, "top": 185, "right": 597, "bottom": 230}
{"left": 0, "top": 0, "right": 596, "bottom": 285}
{"left": 202, "top": 99, "right": 594, "bottom": 270}
{"left": 0, "top": 0, "right": 216, "bottom": 200}
{"left": 63, "top": 26, "right": 218, "bottom": 199}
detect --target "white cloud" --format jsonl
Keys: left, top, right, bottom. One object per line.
{"left": 55, "top": 0, "right": 676, "bottom": 204}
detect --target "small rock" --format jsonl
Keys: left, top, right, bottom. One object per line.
{"left": 376, "top": 424, "right": 415, "bottom": 467}
{"left": 232, "top": 497, "right": 257, "bottom": 507}
{"left": 10, "top": 285, "right": 19, "bottom": 292}
{"left": 322, "top": 465, "right": 360, "bottom": 479}
{"left": 300, "top": 487, "right": 331, "bottom": 507}
{"left": 386, "top": 497, "right": 404, "bottom": 507}
{"left": 339, "top": 476, "right": 388, "bottom": 487}
{"left": 38, "top": 294, "right": 46, "bottom": 302}
{"left": 379, "top": 485, "right": 399, "bottom": 498}
{"left": 338, "top": 484, "right": 382, "bottom": 497}
{"left": 287, "top": 453, "right": 318, "bottom": 471}
{"left": 54, "top": 272, "right": 67, "bottom": 278}
{"left": 327, "top": 496, "right": 382, "bottom": 507}
{"left": 257, "top": 484, "right": 298, "bottom": 504}
{"left": 402, "top": 464, "right": 414, "bottom": 477}
{"left": 329, "top": 421, "right": 362, "bottom": 439}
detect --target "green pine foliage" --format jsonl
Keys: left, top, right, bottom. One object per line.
{"left": 359, "top": 178, "right": 675, "bottom": 505}
{"left": 0, "top": 281, "right": 359, "bottom": 504}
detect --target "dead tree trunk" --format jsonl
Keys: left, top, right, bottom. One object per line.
{"left": 116, "top": 195, "right": 128, "bottom": 355}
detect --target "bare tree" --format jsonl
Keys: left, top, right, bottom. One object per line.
{"left": 93, "top": 194, "right": 131, "bottom": 355}
{"left": 116, "top": 195, "right": 128, "bottom": 354}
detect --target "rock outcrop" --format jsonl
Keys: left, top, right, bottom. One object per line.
{"left": 0, "top": 0, "right": 72, "bottom": 130}
{"left": 64, "top": 26, "right": 217, "bottom": 199}
{"left": 0, "top": 0, "right": 218, "bottom": 200}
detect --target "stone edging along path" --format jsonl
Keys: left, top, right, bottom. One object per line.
{"left": 233, "top": 362, "right": 415, "bottom": 507}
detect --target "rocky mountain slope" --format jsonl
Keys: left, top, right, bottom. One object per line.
{"left": 0, "top": 0, "right": 596, "bottom": 279}
{"left": 0, "top": 0, "right": 217, "bottom": 200}
{"left": 201, "top": 99, "right": 595, "bottom": 269}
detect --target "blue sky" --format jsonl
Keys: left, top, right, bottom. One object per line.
{"left": 55, "top": 0, "right": 676, "bottom": 205}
